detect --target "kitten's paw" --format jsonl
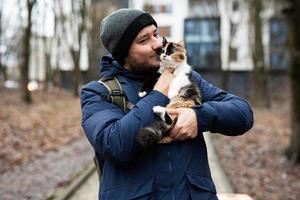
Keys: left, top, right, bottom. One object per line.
{"left": 138, "top": 91, "right": 147, "bottom": 97}
{"left": 153, "top": 106, "right": 166, "bottom": 120}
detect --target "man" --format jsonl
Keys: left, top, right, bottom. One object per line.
{"left": 80, "top": 8, "right": 253, "bottom": 200}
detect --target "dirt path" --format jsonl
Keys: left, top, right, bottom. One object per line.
{"left": 0, "top": 138, "right": 93, "bottom": 200}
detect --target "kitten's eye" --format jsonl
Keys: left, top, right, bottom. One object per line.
{"left": 166, "top": 44, "right": 175, "bottom": 55}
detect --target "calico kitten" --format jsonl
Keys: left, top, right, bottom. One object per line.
{"left": 136, "top": 37, "right": 202, "bottom": 148}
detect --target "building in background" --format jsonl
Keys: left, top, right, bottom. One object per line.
{"left": 130, "top": 0, "right": 288, "bottom": 71}
{"left": 130, "top": 0, "right": 289, "bottom": 97}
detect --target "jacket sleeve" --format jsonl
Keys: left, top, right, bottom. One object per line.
{"left": 80, "top": 81, "right": 169, "bottom": 165}
{"left": 191, "top": 71, "right": 254, "bottom": 136}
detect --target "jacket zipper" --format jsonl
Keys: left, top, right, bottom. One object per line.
{"left": 167, "top": 150, "right": 176, "bottom": 200}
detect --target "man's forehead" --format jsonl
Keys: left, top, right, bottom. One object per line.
{"left": 136, "top": 25, "right": 157, "bottom": 39}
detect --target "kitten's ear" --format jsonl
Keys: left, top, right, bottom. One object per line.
{"left": 178, "top": 40, "right": 185, "bottom": 47}
{"left": 162, "top": 36, "right": 168, "bottom": 46}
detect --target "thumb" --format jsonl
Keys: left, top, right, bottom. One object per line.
{"left": 164, "top": 68, "right": 175, "bottom": 74}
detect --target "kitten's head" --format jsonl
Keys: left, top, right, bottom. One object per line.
{"left": 159, "top": 36, "right": 186, "bottom": 68}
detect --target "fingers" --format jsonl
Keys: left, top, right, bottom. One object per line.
{"left": 165, "top": 108, "right": 185, "bottom": 115}
{"left": 153, "top": 70, "right": 174, "bottom": 96}
{"left": 169, "top": 125, "right": 192, "bottom": 140}
{"left": 167, "top": 108, "right": 198, "bottom": 141}
{"left": 164, "top": 68, "right": 174, "bottom": 73}
{"left": 165, "top": 108, "right": 178, "bottom": 115}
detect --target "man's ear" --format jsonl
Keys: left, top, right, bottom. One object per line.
{"left": 162, "top": 36, "right": 168, "bottom": 46}
{"left": 178, "top": 40, "right": 184, "bottom": 47}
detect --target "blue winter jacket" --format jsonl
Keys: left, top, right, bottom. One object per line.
{"left": 80, "top": 55, "right": 253, "bottom": 200}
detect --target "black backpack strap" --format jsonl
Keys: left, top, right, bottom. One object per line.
{"left": 94, "top": 77, "right": 134, "bottom": 177}
{"left": 98, "top": 77, "right": 134, "bottom": 111}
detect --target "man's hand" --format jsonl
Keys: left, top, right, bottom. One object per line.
{"left": 166, "top": 108, "right": 198, "bottom": 141}
{"left": 153, "top": 69, "right": 174, "bottom": 96}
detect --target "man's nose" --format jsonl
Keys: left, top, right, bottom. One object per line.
{"left": 152, "top": 37, "right": 162, "bottom": 50}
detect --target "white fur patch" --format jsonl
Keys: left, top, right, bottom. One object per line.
{"left": 153, "top": 106, "right": 166, "bottom": 121}
{"left": 138, "top": 91, "right": 147, "bottom": 97}
{"left": 160, "top": 49, "right": 192, "bottom": 99}
{"left": 168, "top": 72, "right": 190, "bottom": 99}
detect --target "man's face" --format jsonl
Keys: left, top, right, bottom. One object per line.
{"left": 124, "top": 25, "right": 162, "bottom": 71}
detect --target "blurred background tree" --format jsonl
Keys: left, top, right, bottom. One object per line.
{"left": 57, "top": 0, "right": 88, "bottom": 97}
{"left": 20, "top": 0, "right": 37, "bottom": 103}
{"left": 283, "top": 0, "right": 300, "bottom": 163}
{"left": 0, "top": 0, "right": 6, "bottom": 84}
{"left": 249, "top": 0, "right": 271, "bottom": 108}
{"left": 87, "top": 0, "right": 112, "bottom": 81}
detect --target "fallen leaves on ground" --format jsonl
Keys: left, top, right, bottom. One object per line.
{"left": 213, "top": 100, "right": 300, "bottom": 200}
{"left": 0, "top": 88, "right": 83, "bottom": 174}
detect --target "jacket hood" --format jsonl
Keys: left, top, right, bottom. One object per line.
{"left": 100, "top": 54, "right": 159, "bottom": 80}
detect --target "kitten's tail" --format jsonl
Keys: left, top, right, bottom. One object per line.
{"left": 136, "top": 121, "right": 171, "bottom": 148}
{"left": 136, "top": 114, "right": 177, "bottom": 148}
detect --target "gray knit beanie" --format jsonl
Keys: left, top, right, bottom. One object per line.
{"left": 100, "top": 8, "right": 157, "bottom": 64}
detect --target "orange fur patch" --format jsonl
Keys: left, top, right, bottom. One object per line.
{"left": 167, "top": 99, "right": 196, "bottom": 109}
{"left": 172, "top": 52, "right": 185, "bottom": 62}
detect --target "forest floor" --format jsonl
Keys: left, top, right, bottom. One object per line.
{"left": 0, "top": 88, "right": 93, "bottom": 200}
{"left": 0, "top": 88, "right": 299, "bottom": 200}
{"left": 213, "top": 98, "right": 300, "bottom": 200}
{"left": 0, "top": 88, "right": 84, "bottom": 174}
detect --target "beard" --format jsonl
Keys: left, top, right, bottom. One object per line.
{"left": 124, "top": 52, "right": 162, "bottom": 72}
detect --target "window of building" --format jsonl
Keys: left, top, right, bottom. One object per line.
{"left": 144, "top": 4, "right": 153, "bottom": 13}
{"left": 162, "top": 4, "right": 172, "bottom": 13}
{"left": 184, "top": 18, "right": 221, "bottom": 69}
{"left": 233, "top": 0, "right": 239, "bottom": 12}
{"left": 143, "top": 3, "right": 172, "bottom": 14}
{"left": 159, "top": 26, "right": 171, "bottom": 37}
{"left": 229, "top": 46, "right": 238, "bottom": 62}
{"left": 269, "top": 18, "right": 289, "bottom": 70}
{"left": 230, "top": 21, "right": 237, "bottom": 37}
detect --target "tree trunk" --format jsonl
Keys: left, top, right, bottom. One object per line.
{"left": 44, "top": 52, "right": 52, "bottom": 90}
{"left": 43, "top": 37, "right": 53, "bottom": 91}
{"left": 87, "top": 1, "right": 110, "bottom": 81}
{"left": 20, "top": 0, "right": 36, "bottom": 103}
{"left": 284, "top": 0, "right": 300, "bottom": 163}
{"left": 87, "top": 4, "right": 100, "bottom": 81}
{"left": 53, "top": 37, "right": 61, "bottom": 88}
{"left": 71, "top": 49, "right": 81, "bottom": 97}
{"left": 0, "top": 0, "right": 4, "bottom": 84}
{"left": 42, "top": 1, "right": 53, "bottom": 91}
{"left": 250, "top": 0, "right": 270, "bottom": 108}
{"left": 52, "top": 0, "right": 61, "bottom": 88}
